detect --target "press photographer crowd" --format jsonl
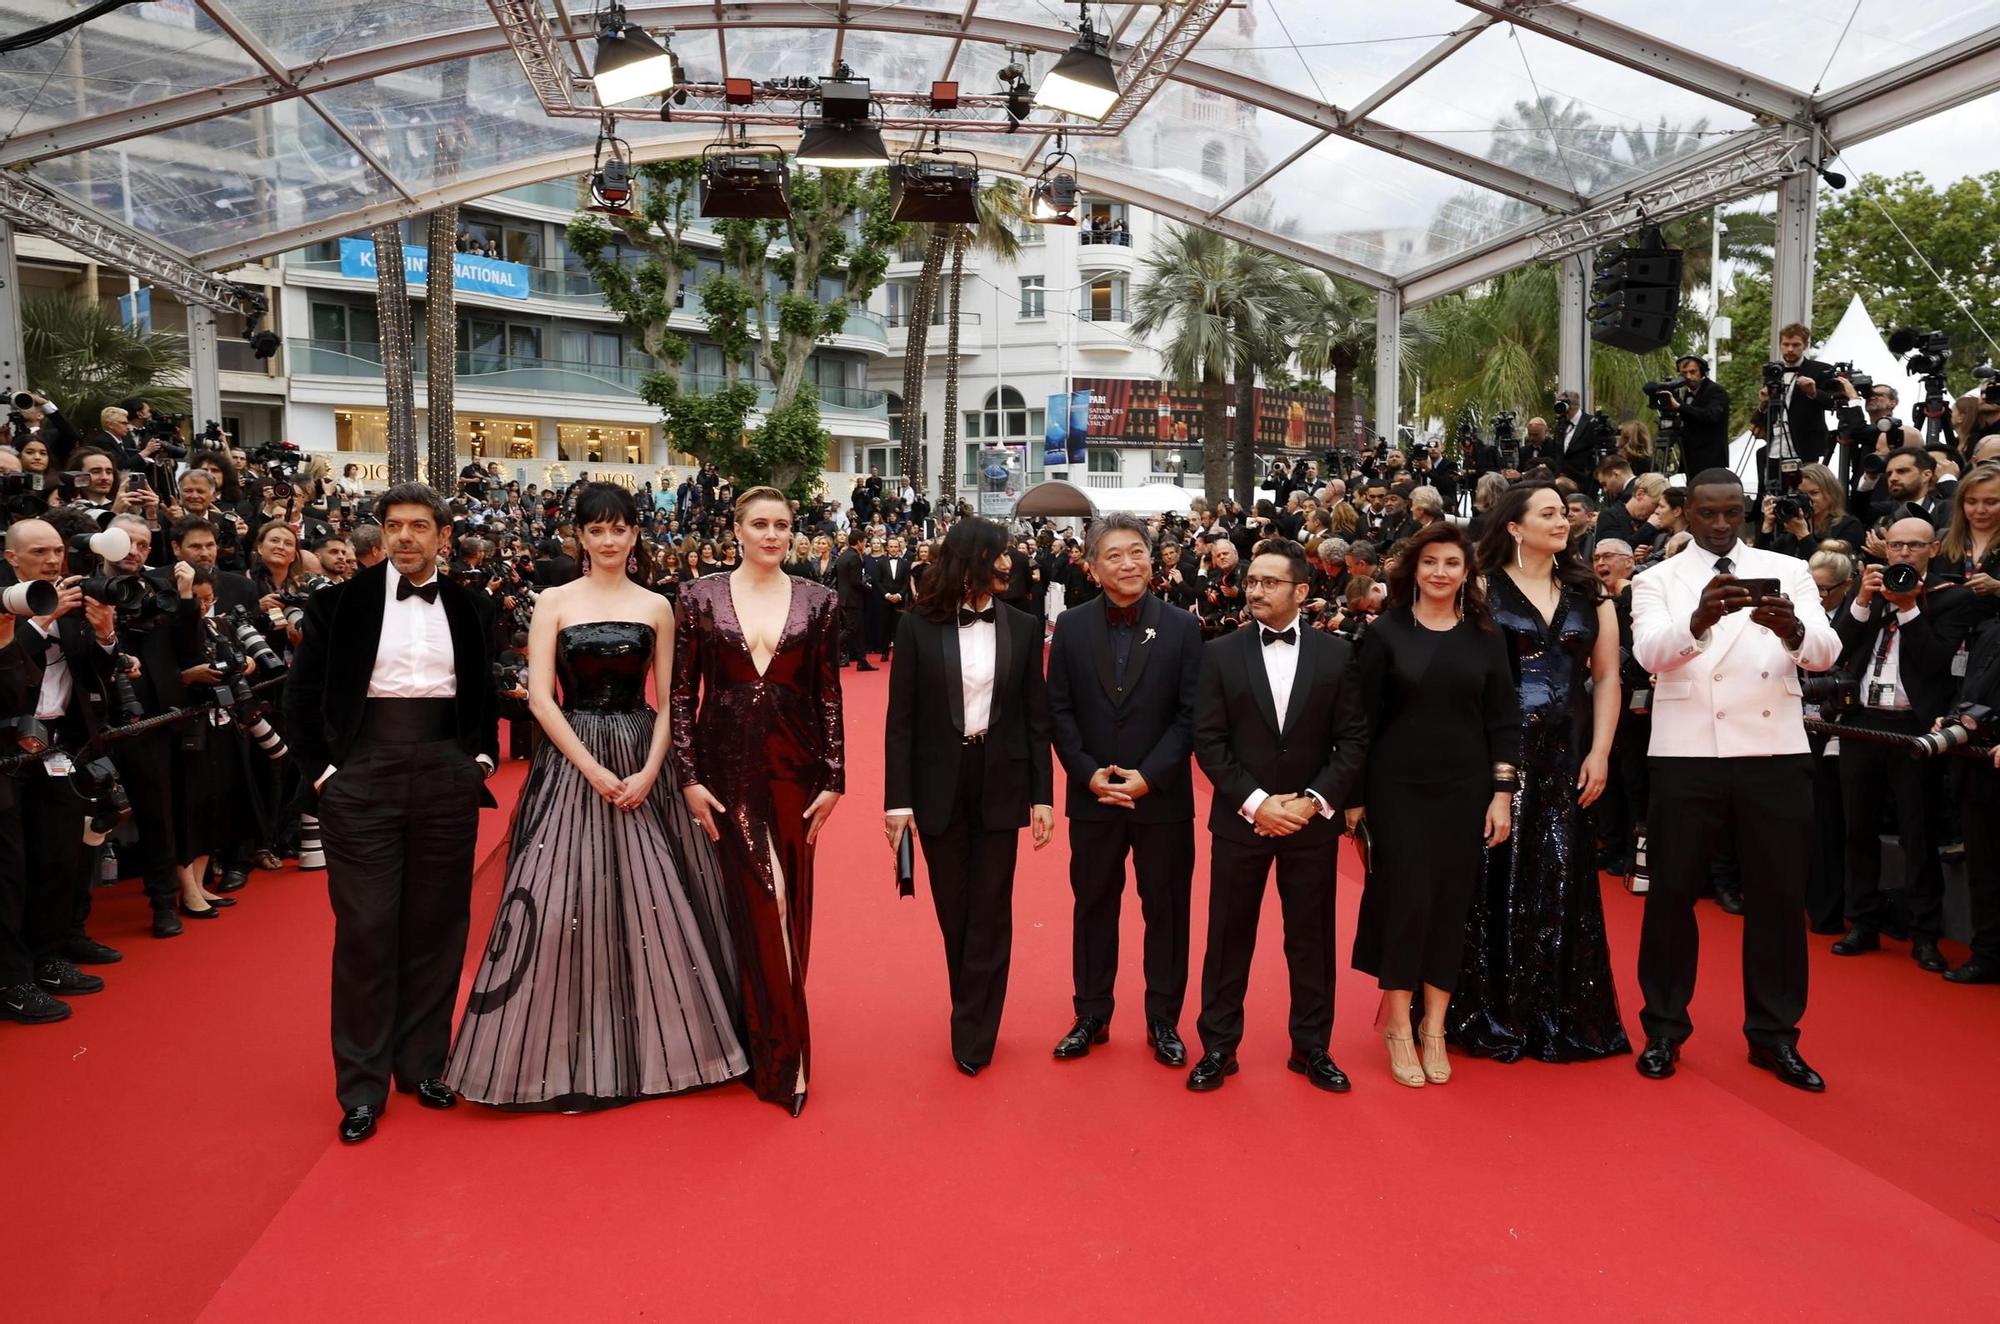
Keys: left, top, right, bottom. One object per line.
{"left": 0, "top": 309, "right": 1996, "bottom": 1035}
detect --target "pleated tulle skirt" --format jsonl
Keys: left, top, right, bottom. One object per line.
{"left": 445, "top": 708, "right": 749, "bottom": 1109}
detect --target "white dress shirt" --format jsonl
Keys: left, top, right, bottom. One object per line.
{"left": 958, "top": 612, "right": 997, "bottom": 738}
{"left": 1851, "top": 597, "right": 1922, "bottom": 711}
{"left": 1238, "top": 614, "right": 1333, "bottom": 823}
{"left": 368, "top": 564, "right": 458, "bottom": 699}
{"left": 29, "top": 618, "right": 114, "bottom": 721}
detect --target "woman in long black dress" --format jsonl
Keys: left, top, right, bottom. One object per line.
{"left": 673, "top": 487, "right": 845, "bottom": 1116}
{"left": 1349, "top": 522, "right": 1520, "bottom": 1087}
{"left": 446, "top": 483, "right": 746, "bottom": 1110}
{"left": 1451, "top": 481, "right": 1630, "bottom": 1063}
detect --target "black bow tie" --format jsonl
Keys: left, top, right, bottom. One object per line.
{"left": 1261, "top": 626, "right": 1297, "bottom": 647}
{"left": 1105, "top": 601, "right": 1140, "bottom": 629}
{"left": 958, "top": 605, "right": 997, "bottom": 626}
{"left": 397, "top": 576, "right": 440, "bottom": 604}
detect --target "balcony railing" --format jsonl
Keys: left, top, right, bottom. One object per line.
{"left": 839, "top": 308, "right": 889, "bottom": 344}
{"left": 884, "top": 310, "right": 983, "bottom": 328}
{"left": 1078, "top": 230, "right": 1133, "bottom": 247}
{"left": 288, "top": 338, "right": 653, "bottom": 396}
{"left": 1076, "top": 305, "right": 1131, "bottom": 323}
{"left": 669, "top": 372, "right": 887, "bottom": 417}
{"left": 288, "top": 258, "right": 605, "bottom": 303}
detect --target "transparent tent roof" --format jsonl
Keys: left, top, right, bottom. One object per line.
{"left": 0, "top": 0, "right": 1993, "bottom": 303}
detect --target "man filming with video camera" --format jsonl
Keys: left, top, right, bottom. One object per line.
{"left": 1648, "top": 356, "right": 1731, "bottom": 479}
{"left": 1826, "top": 515, "right": 1984, "bottom": 973}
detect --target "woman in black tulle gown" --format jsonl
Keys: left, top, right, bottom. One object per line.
{"left": 1451, "top": 482, "right": 1631, "bottom": 1063}
{"left": 446, "top": 484, "right": 746, "bottom": 1110}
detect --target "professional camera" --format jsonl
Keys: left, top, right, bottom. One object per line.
{"left": 1491, "top": 411, "right": 1519, "bottom": 471}
{"left": 106, "top": 657, "right": 145, "bottom": 725}
{"left": 1975, "top": 363, "right": 2000, "bottom": 406}
{"left": 1888, "top": 328, "right": 1950, "bottom": 378}
{"left": 1882, "top": 562, "right": 1921, "bottom": 595}
{"left": 1553, "top": 395, "right": 1573, "bottom": 421}
{"left": 0, "top": 578, "right": 57, "bottom": 616}
{"left": 250, "top": 440, "right": 306, "bottom": 498}
{"left": 223, "top": 605, "right": 284, "bottom": 673}
{"left": 1823, "top": 361, "right": 1873, "bottom": 396}
{"left": 71, "top": 755, "right": 132, "bottom": 834}
{"left": 1915, "top": 701, "right": 1996, "bottom": 758}
{"left": 493, "top": 660, "right": 528, "bottom": 694}
{"left": 1761, "top": 360, "right": 1790, "bottom": 392}
{"left": 202, "top": 631, "right": 289, "bottom": 760}
{"left": 139, "top": 413, "right": 188, "bottom": 460}
{"left": 1799, "top": 674, "right": 1859, "bottom": 713}
{"left": 69, "top": 528, "right": 148, "bottom": 608}
{"left": 1774, "top": 488, "right": 1814, "bottom": 526}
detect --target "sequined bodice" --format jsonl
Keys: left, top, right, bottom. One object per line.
{"left": 1490, "top": 574, "right": 1595, "bottom": 726}
{"left": 558, "top": 621, "right": 653, "bottom": 712}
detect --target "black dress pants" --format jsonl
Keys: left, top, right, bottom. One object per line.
{"left": 1838, "top": 715, "right": 1944, "bottom": 938}
{"left": 0, "top": 776, "right": 34, "bottom": 986}
{"left": 111, "top": 729, "right": 179, "bottom": 912}
{"left": 1959, "top": 765, "right": 2000, "bottom": 963}
{"left": 839, "top": 597, "right": 864, "bottom": 665}
{"left": 1195, "top": 830, "right": 1339, "bottom": 1060}
{"left": 1805, "top": 738, "right": 1847, "bottom": 932}
{"left": 1640, "top": 755, "right": 1811, "bottom": 1048}
{"left": 318, "top": 738, "right": 484, "bottom": 1110}
{"left": 1068, "top": 815, "right": 1194, "bottom": 1025}
{"left": 917, "top": 746, "right": 1020, "bottom": 1066}
{"left": 20, "top": 767, "right": 91, "bottom": 963}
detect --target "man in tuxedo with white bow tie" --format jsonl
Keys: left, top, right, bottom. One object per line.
{"left": 1187, "top": 538, "right": 1367, "bottom": 1094}
{"left": 1630, "top": 469, "right": 1842, "bottom": 1092}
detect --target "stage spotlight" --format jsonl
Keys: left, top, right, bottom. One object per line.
{"left": 797, "top": 122, "right": 889, "bottom": 169}
{"left": 817, "top": 75, "right": 873, "bottom": 122}
{"left": 593, "top": 4, "right": 677, "bottom": 106}
{"left": 701, "top": 142, "right": 793, "bottom": 220}
{"left": 1036, "top": 4, "right": 1120, "bottom": 121}
{"left": 587, "top": 123, "right": 636, "bottom": 215}
{"left": 890, "top": 146, "right": 980, "bottom": 224}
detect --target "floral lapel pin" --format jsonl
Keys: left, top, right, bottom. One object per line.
{"left": 1143, "top": 627, "right": 1157, "bottom": 643}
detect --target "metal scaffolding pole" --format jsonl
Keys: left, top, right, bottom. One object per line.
{"left": 186, "top": 305, "right": 223, "bottom": 432}
{"left": 1559, "top": 252, "right": 1593, "bottom": 410}
{"left": 0, "top": 220, "right": 24, "bottom": 396}
{"left": 1375, "top": 289, "right": 1402, "bottom": 446}
{"left": 1771, "top": 136, "right": 1820, "bottom": 352}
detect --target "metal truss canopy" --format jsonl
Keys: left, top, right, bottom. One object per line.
{"left": 0, "top": 0, "right": 1989, "bottom": 308}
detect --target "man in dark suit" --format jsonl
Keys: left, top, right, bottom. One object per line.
{"left": 169, "top": 517, "right": 260, "bottom": 614}
{"left": 883, "top": 519, "right": 1054, "bottom": 1073}
{"left": 1187, "top": 538, "right": 1368, "bottom": 1094}
{"left": 284, "top": 483, "right": 498, "bottom": 1144}
{"left": 832, "top": 530, "right": 874, "bottom": 670}
{"left": 1047, "top": 514, "right": 1203, "bottom": 1067}
{"left": 1659, "top": 355, "right": 1731, "bottom": 478}
{"left": 1828, "top": 516, "right": 1981, "bottom": 972}
{"left": 532, "top": 537, "right": 579, "bottom": 588}
{"left": 873, "top": 535, "right": 913, "bottom": 657}
{"left": 1759, "top": 323, "right": 1836, "bottom": 466}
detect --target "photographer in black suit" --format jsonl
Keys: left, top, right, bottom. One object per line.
{"left": 1187, "top": 538, "right": 1368, "bottom": 1095}
{"left": 283, "top": 483, "right": 498, "bottom": 1144}
{"left": 1047, "top": 514, "right": 1203, "bottom": 1069}
{"left": 1758, "top": 323, "right": 1837, "bottom": 466}
{"left": 1659, "top": 355, "right": 1732, "bottom": 478}
{"left": 1828, "top": 516, "right": 1982, "bottom": 973}
{"left": 883, "top": 517, "right": 1054, "bottom": 1076}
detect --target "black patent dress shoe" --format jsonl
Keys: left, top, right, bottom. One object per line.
{"left": 177, "top": 901, "right": 222, "bottom": 920}
{"left": 789, "top": 1092, "right": 807, "bottom": 1118}
{"left": 1286, "top": 1048, "right": 1352, "bottom": 1094}
{"left": 204, "top": 895, "right": 238, "bottom": 909}
{"left": 854, "top": 661, "right": 879, "bottom": 672}
{"left": 1747, "top": 1042, "right": 1825, "bottom": 1092}
{"left": 1186, "top": 1052, "right": 1238, "bottom": 1092}
{"left": 1053, "top": 1015, "right": 1109, "bottom": 1058}
{"left": 1944, "top": 957, "right": 2000, "bottom": 984}
{"left": 407, "top": 1078, "right": 457, "bottom": 1109}
{"left": 1145, "top": 1020, "right": 1187, "bottom": 1067}
{"left": 1910, "top": 938, "right": 1947, "bottom": 973}
{"left": 955, "top": 1057, "right": 982, "bottom": 1077}
{"left": 1636, "top": 1037, "right": 1680, "bottom": 1079}
{"left": 1713, "top": 885, "right": 1746, "bottom": 915}
{"left": 1831, "top": 926, "right": 1880, "bottom": 956}
{"left": 213, "top": 871, "right": 249, "bottom": 894}
{"left": 339, "top": 1104, "right": 381, "bottom": 1144}
{"left": 151, "top": 909, "right": 183, "bottom": 939}
{"left": 61, "top": 936, "right": 122, "bottom": 965}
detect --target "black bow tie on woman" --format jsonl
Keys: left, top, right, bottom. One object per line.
{"left": 398, "top": 577, "right": 441, "bottom": 604}
{"left": 958, "top": 605, "right": 997, "bottom": 626}
{"left": 1261, "top": 625, "right": 1297, "bottom": 647}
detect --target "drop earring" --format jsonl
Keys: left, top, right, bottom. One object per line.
{"left": 1513, "top": 534, "right": 1523, "bottom": 569}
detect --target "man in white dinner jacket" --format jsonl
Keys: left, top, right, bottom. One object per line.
{"left": 1629, "top": 468, "right": 1842, "bottom": 1092}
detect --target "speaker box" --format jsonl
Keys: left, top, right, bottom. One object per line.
{"left": 1592, "top": 310, "right": 1677, "bottom": 354}
{"left": 1593, "top": 285, "right": 1679, "bottom": 317}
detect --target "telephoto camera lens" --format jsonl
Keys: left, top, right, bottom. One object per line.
{"left": 1882, "top": 563, "right": 1920, "bottom": 594}
{"left": 238, "top": 710, "right": 289, "bottom": 761}
{"left": 1915, "top": 722, "right": 1975, "bottom": 758}
{"left": 0, "top": 579, "right": 58, "bottom": 616}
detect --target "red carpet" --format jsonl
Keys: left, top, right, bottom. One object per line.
{"left": 6, "top": 667, "right": 2000, "bottom": 1322}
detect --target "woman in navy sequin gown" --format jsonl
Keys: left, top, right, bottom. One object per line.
{"left": 672, "top": 487, "right": 845, "bottom": 1116}
{"left": 447, "top": 484, "right": 747, "bottom": 1110}
{"left": 1452, "top": 482, "right": 1632, "bottom": 1063}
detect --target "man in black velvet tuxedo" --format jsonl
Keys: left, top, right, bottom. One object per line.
{"left": 284, "top": 483, "right": 498, "bottom": 1144}
{"left": 1188, "top": 538, "right": 1367, "bottom": 1094}
{"left": 1047, "top": 513, "right": 1203, "bottom": 1068}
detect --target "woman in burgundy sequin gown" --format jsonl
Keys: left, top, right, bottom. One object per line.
{"left": 673, "top": 487, "right": 845, "bottom": 1116}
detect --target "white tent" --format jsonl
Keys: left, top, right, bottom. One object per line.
{"left": 1817, "top": 294, "right": 1931, "bottom": 413}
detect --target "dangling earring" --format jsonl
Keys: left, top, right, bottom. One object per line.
{"left": 1456, "top": 578, "right": 1467, "bottom": 621}
{"left": 1513, "top": 534, "right": 1523, "bottom": 569}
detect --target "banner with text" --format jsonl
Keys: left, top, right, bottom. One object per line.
{"left": 1071, "top": 376, "right": 1336, "bottom": 451}
{"left": 338, "top": 238, "right": 532, "bottom": 301}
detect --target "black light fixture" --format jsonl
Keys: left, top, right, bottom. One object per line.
{"left": 998, "top": 47, "right": 1035, "bottom": 132}
{"left": 241, "top": 297, "right": 279, "bottom": 360}
{"left": 796, "top": 68, "right": 888, "bottom": 169}
{"left": 889, "top": 138, "right": 980, "bottom": 223}
{"left": 1814, "top": 159, "right": 1847, "bottom": 190}
{"left": 592, "top": 2, "right": 678, "bottom": 106}
{"left": 587, "top": 120, "right": 636, "bottom": 215}
{"left": 1026, "top": 137, "right": 1080, "bottom": 226}
{"left": 1036, "top": 4, "right": 1120, "bottom": 122}
{"left": 701, "top": 128, "right": 793, "bottom": 220}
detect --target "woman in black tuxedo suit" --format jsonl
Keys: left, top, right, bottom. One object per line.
{"left": 884, "top": 517, "right": 1055, "bottom": 1075}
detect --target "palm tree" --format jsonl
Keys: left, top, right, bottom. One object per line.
{"left": 21, "top": 295, "right": 188, "bottom": 427}
{"left": 899, "top": 225, "right": 951, "bottom": 485}
{"left": 1285, "top": 269, "right": 1376, "bottom": 448}
{"left": 1131, "top": 226, "right": 1284, "bottom": 507}
{"left": 1224, "top": 243, "right": 1293, "bottom": 504}
{"left": 939, "top": 178, "right": 1025, "bottom": 496}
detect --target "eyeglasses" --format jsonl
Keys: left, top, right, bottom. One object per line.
{"left": 1883, "top": 540, "right": 1935, "bottom": 552}
{"left": 1243, "top": 576, "right": 1299, "bottom": 592}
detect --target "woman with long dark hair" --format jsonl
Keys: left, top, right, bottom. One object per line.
{"left": 1451, "top": 481, "right": 1630, "bottom": 1063}
{"left": 672, "top": 487, "right": 844, "bottom": 1115}
{"left": 1347, "top": 522, "right": 1520, "bottom": 1087}
{"left": 447, "top": 482, "right": 745, "bottom": 1110}
{"left": 883, "top": 517, "right": 1054, "bottom": 1075}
